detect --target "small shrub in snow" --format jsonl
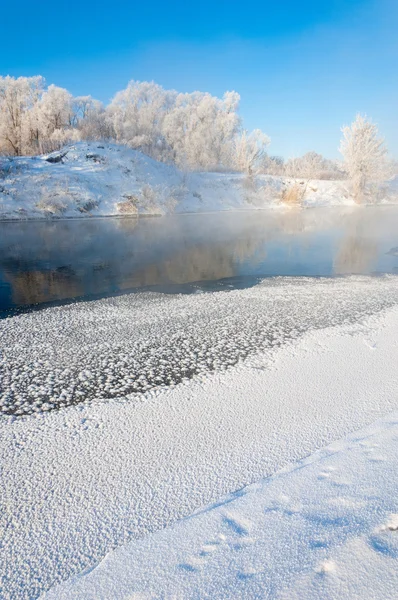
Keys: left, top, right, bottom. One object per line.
{"left": 280, "top": 181, "right": 306, "bottom": 206}
{"left": 138, "top": 183, "right": 183, "bottom": 214}
{"left": 140, "top": 184, "right": 159, "bottom": 213}
{"left": 36, "top": 197, "right": 68, "bottom": 215}
{"left": 116, "top": 196, "right": 139, "bottom": 215}
{"left": 78, "top": 199, "right": 99, "bottom": 213}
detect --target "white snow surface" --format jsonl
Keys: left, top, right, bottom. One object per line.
{"left": 1, "top": 142, "right": 397, "bottom": 220}
{"left": 1, "top": 277, "right": 398, "bottom": 598}
{"left": 45, "top": 411, "right": 398, "bottom": 600}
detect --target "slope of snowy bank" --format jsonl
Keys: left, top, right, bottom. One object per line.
{"left": 45, "top": 411, "right": 398, "bottom": 600}
{"left": 1, "top": 278, "right": 398, "bottom": 598}
{"left": 1, "top": 142, "right": 396, "bottom": 220}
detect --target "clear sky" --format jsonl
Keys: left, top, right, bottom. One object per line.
{"left": 2, "top": 0, "right": 397, "bottom": 158}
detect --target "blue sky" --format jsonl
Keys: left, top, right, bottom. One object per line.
{"left": 2, "top": 0, "right": 397, "bottom": 158}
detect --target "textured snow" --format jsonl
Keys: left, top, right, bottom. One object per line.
{"left": 1, "top": 142, "right": 396, "bottom": 220}
{"left": 1, "top": 280, "right": 398, "bottom": 598}
{"left": 44, "top": 412, "right": 398, "bottom": 600}
{"left": 1, "top": 276, "right": 398, "bottom": 415}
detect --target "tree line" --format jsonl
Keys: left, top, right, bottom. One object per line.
{"left": 0, "top": 76, "right": 394, "bottom": 200}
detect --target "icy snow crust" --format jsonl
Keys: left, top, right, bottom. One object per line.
{"left": 1, "top": 142, "right": 396, "bottom": 220}
{"left": 1, "top": 276, "right": 398, "bottom": 416}
{"left": 1, "top": 279, "right": 398, "bottom": 598}
{"left": 45, "top": 412, "right": 398, "bottom": 600}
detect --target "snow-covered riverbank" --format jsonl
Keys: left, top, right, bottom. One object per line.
{"left": 1, "top": 142, "right": 397, "bottom": 220}
{"left": 45, "top": 412, "right": 398, "bottom": 600}
{"left": 1, "top": 276, "right": 398, "bottom": 598}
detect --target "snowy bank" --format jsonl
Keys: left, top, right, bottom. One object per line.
{"left": 1, "top": 277, "right": 398, "bottom": 598}
{"left": 45, "top": 412, "right": 398, "bottom": 600}
{"left": 1, "top": 142, "right": 397, "bottom": 220}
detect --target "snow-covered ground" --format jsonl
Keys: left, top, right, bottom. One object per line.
{"left": 45, "top": 411, "right": 398, "bottom": 600}
{"left": 1, "top": 276, "right": 398, "bottom": 598}
{"left": 1, "top": 142, "right": 397, "bottom": 220}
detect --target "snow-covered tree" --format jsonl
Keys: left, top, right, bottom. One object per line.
{"left": 107, "top": 82, "right": 246, "bottom": 170}
{"left": 73, "top": 97, "right": 112, "bottom": 140}
{"left": 232, "top": 129, "right": 270, "bottom": 175}
{"left": 31, "top": 84, "right": 78, "bottom": 153}
{"left": 284, "top": 151, "right": 344, "bottom": 180}
{"left": 107, "top": 81, "right": 176, "bottom": 160}
{"left": 163, "top": 90, "right": 241, "bottom": 170}
{"left": 285, "top": 152, "right": 327, "bottom": 179}
{"left": 0, "top": 76, "right": 273, "bottom": 173}
{"left": 264, "top": 155, "right": 285, "bottom": 176}
{"left": 339, "top": 114, "right": 391, "bottom": 202}
{"left": 0, "top": 76, "right": 44, "bottom": 155}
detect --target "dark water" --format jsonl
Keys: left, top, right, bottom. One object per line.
{"left": 1, "top": 207, "right": 398, "bottom": 314}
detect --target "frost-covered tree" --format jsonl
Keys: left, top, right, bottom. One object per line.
{"left": 163, "top": 90, "right": 241, "bottom": 170}
{"left": 0, "top": 76, "right": 44, "bottom": 155}
{"left": 73, "top": 96, "right": 112, "bottom": 140}
{"left": 264, "top": 155, "right": 285, "bottom": 176}
{"left": 0, "top": 77, "right": 83, "bottom": 155}
{"left": 30, "top": 84, "right": 78, "bottom": 153}
{"left": 107, "top": 82, "right": 246, "bottom": 170}
{"left": 0, "top": 76, "right": 273, "bottom": 172}
{"left": 107, "top": 81, "right": 176, "bottom": 160}
{"left": 232, "top": 129, "right": 270, "bottom": 175}
{"left": 339, "top": 114, "right": 391, "bottom": 202}
{"left": 285, "top": 152, "right": 327, "bottom": 179}
{"left": 284, "top": 151, "right": 343, "bottom": 180}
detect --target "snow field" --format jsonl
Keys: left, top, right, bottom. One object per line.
{"left": 1, "top": 281, "right": 398, "bottom": 597}
{"left": 44, "top": 411, "right": 398, "bottom": 600}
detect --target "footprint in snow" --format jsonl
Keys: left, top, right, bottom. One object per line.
{"left": 223, "top": 511, "right": 252, "bottom": 536}
{"left": 179, "top": 534, "right": 226, "bottom": 572}
{"left": 369, "top": 514, "right": 398, "bottom": 558}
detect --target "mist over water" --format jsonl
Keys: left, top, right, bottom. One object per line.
{"left": 1, "top": 206, "right": 398, "bottom": 313}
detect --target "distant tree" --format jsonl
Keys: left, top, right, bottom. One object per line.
{"left": 265, "top": 155, "right": 285, "bottom": 176}
{"left": 232, "top": 129, "right": 270, "bottom": 175}
{"left": 339, "top": 114, "right": 391, "bottom": 202}
{"left": 285, "top": 151, "right": 327, "bottom": 179}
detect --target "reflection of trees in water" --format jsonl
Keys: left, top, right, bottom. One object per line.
{"left": 113, "top": 235, "right": 267, "bottom": 289}
{"left": 2, "top": 208, "right": 394, "bottom": 308}
{"left": 7, "top": 268, "right": 83, "bottom": 306}
{"left": 333, "top": 214, "right": 378, "bottom": 275}
{"left": 2, "top": 219, "right": 267, "bottom": 306}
